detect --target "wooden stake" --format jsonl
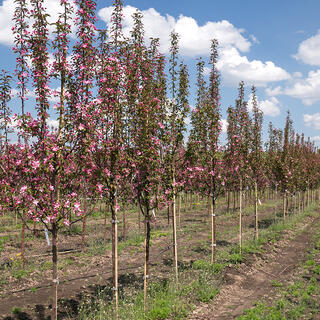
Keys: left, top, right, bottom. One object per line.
{"left": 111, "top": 199, "right": 118, "bottom": 320}
{"left": 143, "top": 217, "right": 151, "bottom": 312}
{"left": 178, "top": 194, "right": 181, "bottom": 227}
{"left": 239, "top": 179, "right": 242, "bottom": 253}
{"left": 172, "top": 181, "right": 178, "bottom": 283}
{"left": 210, "top": 196, "right": 216, "bottom": 263}
{"left": 51, "top": 223, "right": 58, "bottom": 320}
{"left": 283, "top": 193, "right": 286, "bottom": 219}
{"left": 254, "top": 181, "right": 258, "bottom": 240}
{"left": 81, "top": 198, "right": 88, "bottom": 251}
{"left": 103, "top": 204, "right": 108, "bottom": 244}
{"left": 21, "top": 210, "right": 25, "bottom": 268}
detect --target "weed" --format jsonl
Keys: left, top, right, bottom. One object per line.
{"left": 271, "top": 280, "right": 283, "bottom": 287}
{"left": 228, "top": 253, "right": 242, "bottom": 264}
{"left": 0, "top": 236, "right": 9, "bottom": 251}
{"left": 11, "top": 307, "right": 21, "bottom": 314}
{"left": 192, "top": 260, "right": 224, "bottom": 274}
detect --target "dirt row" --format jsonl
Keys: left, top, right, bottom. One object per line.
{"left": 0, "top": 198, "right": 302, "bottom": 319}
{"left": 189, "top": 209, "right": 320, "bottom": 319}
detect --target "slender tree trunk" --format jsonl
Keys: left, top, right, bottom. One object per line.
{"left": 21, "top": 210, "right": 25, "bottom": 267}
{"left": 51, "top": 222, "right": 58, "bottom": 320}
{"left": 254, "top": 180, "right": 258, "bottom": 241}
{"left": 239, "top": 180, "right": 242, "bottom": 253}
{"left": 178, "top": 193, "right": 181, "bottom": 227}
{"left": 172, "top": 178, "right": 178, "bottom": 283}
{"left": 111, "top": 197, "right": 118, "bottom": 319}
{"left": 210, "top": 195, "right": 216, "bottom": 263}
{"left": 227, "top": 191, "right": 230, "bottom": 213}
{"left": 81, "top": 198, "right": 88, "bottom": 251}
{"left": 143, "top": 216, "right": 151, "bottom": 311}
{"left": 33, "top": 220, "right": 37, "bottom": 236}
{"left": 103, "top": 203, "right": 108, "bottom": 244}
{"left": 123, "top": 207, "right": 127, "bottom": 240}
{"left": 283, "top": 193, "right": 286, "bottom": 219}
{"left": 138, "top": 205, "right": 141, "bottom": 233}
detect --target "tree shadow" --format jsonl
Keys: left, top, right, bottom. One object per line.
{"left": 249, "top": 218, "right": 274, "bottom": 229}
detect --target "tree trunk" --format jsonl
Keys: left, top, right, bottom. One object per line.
{"left": 81, "top": 198, "right": 88, "bottom": 251}
{"left": 103, "top": 203, "right": 108, "bottom": 244}
{"left": 172, "top": 181, "right": 178, "bottom": 283}
{"left": 210, "top": 195, "right": 216, "bottom": 263}
{"left": 178, "top": 194, "right": 181, "bottom": 227}
{"left": 123, "top": 207, "right": 127, "bottom": 241}
{"left": 239, "top": 180, "right": 242, "bottom": 253}
{"left": 51, "top": 222, "right": 58, "bottom": 320}
{"left": 21, "top": 210, "right": 25, "bottom": 268}
{"left": 138, "top": 205, "right": 141, "bottom": 233}
{"left": 283, "top": 193, "right": 286, "bottom": 219}
{"left": 143, "top": 216, "right": 151, "bottom": 311}
{"left": 254, "top": 180, "right": 258, "bottom": 241}
{"left": 227, "top": 191, "right": 230, "bottom": 213}
{"left": 111, "top": 197, "right": 118, "bottom": 319}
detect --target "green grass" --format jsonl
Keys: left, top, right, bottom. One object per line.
{"left": 237, "top": 212, "right": 320, "bottom": 320}
{"left": 78, "top": 263, "right": 221, "bottom": 320}
{"left": 0, "top": 235, "right": 9, "bottom": 251}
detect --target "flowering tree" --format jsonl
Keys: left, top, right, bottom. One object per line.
{"left": 127, "top": 13, "right": 166, "bottom": 309}
{"left": 226, "top": 81, "right": 252, "bottom": 252}
{"left": 188, "top": 40, "right": 224, "bottom": 263}
{"left": 9, "top": 0, "right": 99, "bottom": 318}
{"left": 12, "top": 0, "right": 31, "bottom": 264}
{"left": 162, "top": 31, "right": 190, "bottom": 281}
{"left": 249, "top": 86, "right": 264, "bottom": 239}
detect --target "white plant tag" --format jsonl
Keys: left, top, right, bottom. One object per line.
{"left": 44, "top": 228, "right": 50, "bottom": 246}
{"left": 258, "top": 199, "right": 262, "bottom": 205}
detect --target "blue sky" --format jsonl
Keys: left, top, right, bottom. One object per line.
{"left": 1, "top": 0, "right": 320, "bottom": 144}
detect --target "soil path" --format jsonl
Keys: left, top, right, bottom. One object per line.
{"left": 0, "top": 201, "right": 291, "bottom": 319}
{"left": 189, "top": 213, "right": 320, "bottom": 320}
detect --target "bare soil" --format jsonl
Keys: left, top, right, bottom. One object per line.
{"left": 189, "top": 210, "right": 320, "bottom": 319}
{"left": 0, "top": 197, "right": 309, "bottom": 319}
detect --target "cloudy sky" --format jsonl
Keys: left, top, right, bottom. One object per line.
{"left": 1, "top": 0, "right": 320, "bottom": 143}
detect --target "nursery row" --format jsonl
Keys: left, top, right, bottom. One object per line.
{"left": 1, "top": 0, "right": 320, "bottom": 318}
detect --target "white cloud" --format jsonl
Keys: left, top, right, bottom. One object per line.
{"left": 217, "top": 47, "right": 291, "bottom": 87}
{"left": 0, "top": 0, "right": 76, "bottom": 45}
{"left": 220, "top": 118, "right": 228, "bottom": 133}
{"left": 294, "top": 30, "right": 320, "bottom": 65}
{"left": 0, "top": 0, "right": 15, "bottom": 45}
{"left": 310, "top": 136, "right": 320, "bottom": 142}
{"left": 98, "top": 5, "right": 290, "bottom": 87}
{"left": 247, "top": 94, "right": 281, "bottom": 117}
{"left": 282, "top": 69, "right": 320, "bottom": 105}
{"left": 98, "top": 5, "right": 251, "bottom": 56}
{"left": 47, "top": 118, "right": 59, "bottom": 129}
{"left": 265, "top": 86, "right": 282, "bottom": 96}
{"left": 304, "top": 113, "right": 320, "bottom": 130}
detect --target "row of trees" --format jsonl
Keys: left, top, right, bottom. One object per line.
{"left": 1, "top": 0, "right": 320, "bottom": 318}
